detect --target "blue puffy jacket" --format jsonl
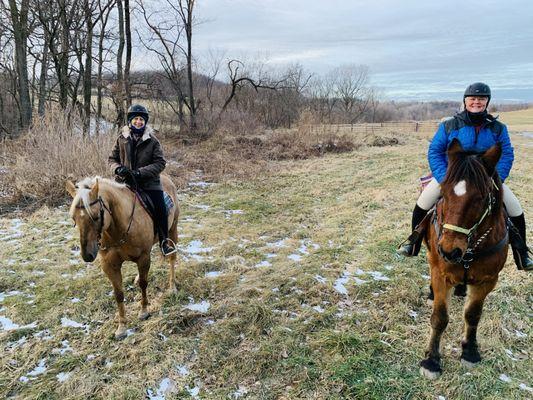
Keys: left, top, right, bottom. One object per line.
{"left": 428, "top": 111, "right": 514, "bottom": 183}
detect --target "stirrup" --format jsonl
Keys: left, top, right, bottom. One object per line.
{"left": 160, "top": 238, "right": 177, "bottom": 256}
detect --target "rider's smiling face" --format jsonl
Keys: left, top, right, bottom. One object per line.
{"left": 131, "top": 116, "right": 145, "bottom": 128}
{"left": 464, "top": 96, "right": 488, "bottom": 113}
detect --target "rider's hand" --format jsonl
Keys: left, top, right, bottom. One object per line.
{"left": 115, "top": 166, "right": 130, "bottom": 177}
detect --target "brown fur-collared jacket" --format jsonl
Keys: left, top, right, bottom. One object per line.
{"left": 108, "top": 125, "right": 166, "bottom": 190}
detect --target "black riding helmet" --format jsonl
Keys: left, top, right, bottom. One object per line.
{"left": 464, "top": 82, "right": 491, "bottom": 106}
{"left": 127, "top": 104, "right": 149, "bottom": 125}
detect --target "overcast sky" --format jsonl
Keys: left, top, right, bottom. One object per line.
{"left": 189, "top": 0, "right": 533, "bottom": 102}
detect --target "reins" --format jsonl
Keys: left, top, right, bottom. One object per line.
{"left": 75, "top": 191, "right": 137, "bottom": 251}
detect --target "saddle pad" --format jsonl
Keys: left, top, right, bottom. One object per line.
{"left": 419, "top": 173, "right": 433, "bottom": 193}
{"left": 163, "top": 192, "right": 174, "bottom": 215}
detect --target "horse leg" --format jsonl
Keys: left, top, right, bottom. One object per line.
{"left": 102, "top": 261, "right": 127, "bottom": 339}
{"left": 136, "top": 254, "right": 151, "bottom": 320}
{"left": 420, "top": 271, "right": 452, "bottom": 379}
{"left": 167, "top": 219, "right": 179, "bottom": 294}
{"left": 460, "top": 281, "right": 496, "bottom": 367}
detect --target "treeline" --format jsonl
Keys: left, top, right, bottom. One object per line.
{"left": 0, "top": 1, "right": 529, "bottom": 139}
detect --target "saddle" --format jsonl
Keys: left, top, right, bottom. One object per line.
{"left": 129, "top": 188, "right": 174, "bottom": 233}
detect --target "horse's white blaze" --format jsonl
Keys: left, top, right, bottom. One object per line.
{"left": 454, "top": 180, "right": 467, "bottom": 196}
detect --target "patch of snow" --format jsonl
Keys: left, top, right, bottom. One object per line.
{"left": 176, "top": 365, "right": 190, "bottom": 376}
{"left": 519, "top": 383, "right": 533, "bottom": 392}
{"left": 70, "top": 298, "right": 81, "bottom": 303}
{"left": 232, "top": 386, "right": 248, "bottom": 398}
{"left": 191, "top": 204, "right": 210, "bottom": 211}
{"left": 353, "top": 277, "right": 367, "bottom": 285}
{"left": 314, "top": 275, "right": 327, "bottom": 284}
{"left": 147, "top": 377, "right": 176, "bottom": 400}
{"left": 265, "top": 253, "right": 277, "bottom": 258}
{"left": 287, "top": 254, "right": 302, "bottom": 262}
{"left": 0, "top": 316, "right": 37, "bottom": 331}
{"left": 408, "top": 310, "right": 418, "bottom": 319}
{"left": 504, "top": 349, "right": 519, "bottom": 361}
{"left": 255, "top": 260, "right": 271, "bottom": 268}
{"left": 20, "top": 358, "right": 47, "bottom": 382}
{"left": 60, "top": 317, "right": 87, "bottom": 330}
{"left": 266, "top": 238, "right": 288, "bottom": 248}
{"left": 499, "top": 373, "right": 512, "bottom": 383}
{"left": 56, "top": 372, "right": 72, "bottom": 382}
{"left": 186, "top": 385, "right": 200, "bottom": 398}
{"left": 184, "top": 300, "right": 210, "bottom": 313}
{"left": 515, "top": 330, "right": 527, "bottom": 338}
{"left": 368, "top": 271, "right": 391, "bottom": 281}
{"left": 334, "top": 272, "right": 350, "bottom": 296}
{"left": 205, "top": 271, "right": 222, "bottom": 278}
{"left": 312, "top": 305, "right": 325, "bottom": 313}
{"left": 384, "top": 264, "right": 394, "bottom": 271}
{"left": 52, "top": 340, "right": 73, "bottom": 355}
{"left": 33, "top": 329, "right": 53, "bottom": 340}
{"left": 188, "top": 181, "right": 214, "bottom": 188}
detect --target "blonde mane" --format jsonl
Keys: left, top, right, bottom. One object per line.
{"left": 69, "top": 176, "right": 126, "bottom": 218}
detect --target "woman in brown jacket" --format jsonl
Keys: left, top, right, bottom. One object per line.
{"left": 108, "top": 104, "right": 176, "bottom": 256}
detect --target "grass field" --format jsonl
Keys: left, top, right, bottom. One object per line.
{"left": 0, "top": 130, "right": 531, "bottom": 399}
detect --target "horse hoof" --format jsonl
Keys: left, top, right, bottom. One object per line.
{"left": 426, "top": 298, "right": 434, "bottom": 307}
{"left": 460, "top": 358, "right": 479, "bottom": 368}
{"left": 419, "top": 366, "right": 441, "bottom": 380}
{"left": 115, "top": 328, "right": 127, "bottom": 340}
{"left": 419, "top": 359, "right": 442, "bottom": 380}
{"left": 139, "top": 311, "right": 151, "bottom": 320}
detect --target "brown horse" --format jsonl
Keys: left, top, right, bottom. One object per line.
{"left": 66, "top": 175, "right": 179, "bottom": 339}
{"left": 420, "top": 139, "right": 509, "bottom": 379}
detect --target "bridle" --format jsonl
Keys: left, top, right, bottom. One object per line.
{"left": 75, "top": 193, "right": 136, "bottom": 251}
{"left": 434, "top": 178, "right": 508, "bottom": 270}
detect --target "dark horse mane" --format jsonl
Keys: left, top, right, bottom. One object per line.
{"left": 442, "top": 150, "right": 503, "bottom": 212}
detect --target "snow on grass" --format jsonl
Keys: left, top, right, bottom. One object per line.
{"left": 314, "top": 275, "right": 327, "bottom": 284}
{"left": 0, "top": 316, "right": 38, "bottom": 331}
{"left": 232, "top": 385, "right": 249, "bottom": 398}
{"left": 52, "top": 340, "right": 73, "bottom": 355}
{"left": 60, "top": 317, "right": 88, "bottom": 332}
{"left": 519, "top": 383, "right": 533, "bottom": 393}
{"left": 180, "top": 240, "right": 214, "bottom": 262}
{"left": 499, "top": 374, "right": 512, "bottom": 383}
{"left": 205, "top": 271, "right": 222, "bottom": 278}
{"left": 20, "top": 358, "right": 47, "bottom": 382}
{"left": 266, "top": 238, "right": 288, "bottom": 248}
{"left": 184, "top": 300, "right": 211, "bottom": 313}
{"left": 191, "top": 204, "right": 210, "bottom": 211}
{"left": 176, "top": 365, "right": 190, "bottom": 377}
{"left": 255, "top": 260, "right": 271, "bottom": 268}
{"left": 186, "top": 385, "right": 200, "bottom": 398}
{"left": 56, "top": 372, "right": 72, "bottom": 382}
{"left": 334, "top": 272, "right": 350, "bottom": 296}
{"left": 147, "top": 377, "right": 177, "bottom": 400}
{"left": 287, "top": 253, "right": 302, "bottom": 262}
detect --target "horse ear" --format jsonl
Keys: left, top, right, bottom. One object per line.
{"left": 481, "top": 142, "right": 502, "bottom": 173}
{"left": 447, "top": 138, "right": 464, "bottom": 158}
{"left": 65, "top": 180, "right": 77, "bottom": 198}
{"left": 89, "top": 178, "right": 99, "bottom": 199}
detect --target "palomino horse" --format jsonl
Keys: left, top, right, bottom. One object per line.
{"left": 66, "top": 175, "right": 179, "bottom": 339}
{"left": 420, "top": 139, "right": 508, "bottom": 379}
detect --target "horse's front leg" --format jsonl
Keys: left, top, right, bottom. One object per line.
{"left": 101, "top": 260, "right": 127, "bottom": 339}
{"left": 420, "top": 267, "right": 452, "bottom": 379}
{"left": 460, "top": 281, "right": 496, "bottom": 367}
{"left": 136, "top": 254, "right": 151, "bottom": 320}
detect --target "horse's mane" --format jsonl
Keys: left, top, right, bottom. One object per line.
{"left": 69, "top": 176, "right": 126, "bottom": 217}
{"left": 443, "top": 151, "right": 503, "bottom": 211}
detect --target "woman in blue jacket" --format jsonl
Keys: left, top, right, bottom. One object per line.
{"left": 398, "top": 82, "right": 532, "bottom": 270}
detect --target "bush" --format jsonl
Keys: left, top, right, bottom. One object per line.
{"left": 4, "top": 107, "right": 116, "bottom": 206}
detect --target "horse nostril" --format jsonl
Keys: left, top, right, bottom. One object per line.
{"left": 450, "top": 248, "right": 463, "bottom": 260}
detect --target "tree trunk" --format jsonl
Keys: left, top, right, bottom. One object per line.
{"left": 124, "top": 0, "right": 132, "bottom": 108}
{"left": 184, "top": 1, "right": 196, "bottom": 132}
{"left": 38, "top": 30, "right": 49, "bottom": 116}
{"left": 115, "top": 0, "right": 125, "bottom": 125}
{"left": 83, "top": 0, "right": 94, "bottom": 134}
{"left": 8, "top": 0, "right": 32, "bottom": 131}
{"left": 58, "top": 0, "right": 70, "bottom": 109}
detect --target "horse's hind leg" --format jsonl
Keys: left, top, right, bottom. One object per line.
{"left": 102, "top": 261, "right": 127, "bottom": 339}
{"left": 420, "top": 270, "right": 452, "bottom": 379}
{"left": 460, "top": 281, "right": 496, "bottom": 367}
{"left": 167, "top": 219, "right": 179, "bottom": 294}
{"left": 136, "top": 254, "right": 151, "bottom": 320}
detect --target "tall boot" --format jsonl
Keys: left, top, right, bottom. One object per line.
{"left": 509, "top": 214, "right": 533, "bottom": 271}
{"left": 397, "top": 204, "right": 428, "bottom": 257}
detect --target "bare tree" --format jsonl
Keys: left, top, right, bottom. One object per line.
{"left": 6, "top": 0, "right": 32, "bottom": 131}
{"left": 333, "top": 64, "right": 371, "bottom": 124}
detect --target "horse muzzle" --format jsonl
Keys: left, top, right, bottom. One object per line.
{"left": 438, "top": 245, "right": 465, "bottom": 264}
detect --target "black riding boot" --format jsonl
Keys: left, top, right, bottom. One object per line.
{"left": 397, "top": 204, "right": 428, "bottom": 257}
{"left": 145, "top": 190, "right": 176, "bottom": 256}
{"left": 509, "top": 214, "right": 533, "bottom": 271}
